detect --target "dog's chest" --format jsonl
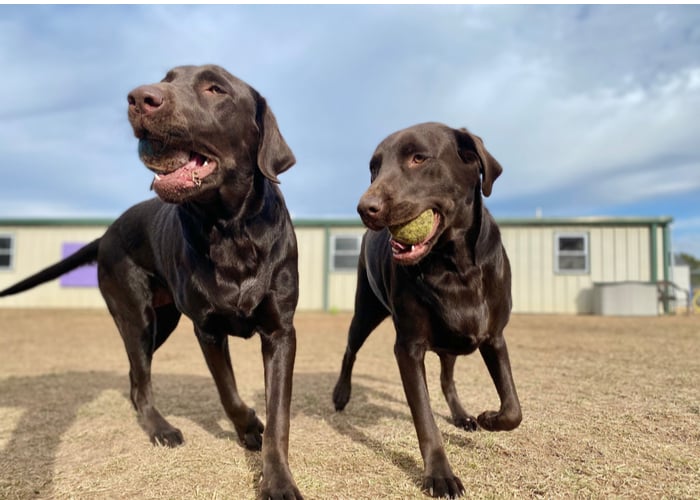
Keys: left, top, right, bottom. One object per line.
{"left": 178, "top": 237, "right": 271, "bottom": 325}
{"left": 411, "top": 267, "right": 491, "bottom": 351}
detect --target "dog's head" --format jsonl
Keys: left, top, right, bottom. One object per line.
{"left": 127, "top": 64, "right": 295, "bottom": 204}
{"left": 358, "top": 122, "right": 503, "bottom": 265}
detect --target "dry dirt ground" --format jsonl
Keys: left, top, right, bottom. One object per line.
{"left": 0, "top": 309, "right": 698, "bottom": 499}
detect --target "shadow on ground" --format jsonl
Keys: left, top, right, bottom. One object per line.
{"left": 0, "top": 369, "right": 475, "bottom": 497}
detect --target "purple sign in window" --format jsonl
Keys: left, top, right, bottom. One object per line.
{"left": 59, "top": 242, "right": 98, "bottom": 287}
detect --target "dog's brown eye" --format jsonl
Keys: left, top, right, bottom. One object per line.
{"left": 207, "top": 85, "right": 225, "bottom": 94}
{"left": 411, "top": 154, "right": 427, "bottom": 166}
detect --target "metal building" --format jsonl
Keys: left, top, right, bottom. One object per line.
{"left": 0, "top": 216, "right": 674, "bottom": 314}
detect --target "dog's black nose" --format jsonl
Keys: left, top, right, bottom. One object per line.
{"left": 128, "top": 85, "right": 164, "bottom": 114}
{"left": 358, "top": 195, "right": 382, "bottom": 215}
{"left": 358, "top": 194, "right": 386, "bottom": 227}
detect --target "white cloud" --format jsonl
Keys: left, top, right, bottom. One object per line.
{"left": 1, "top": 4, "right": 699, "bottom": 254}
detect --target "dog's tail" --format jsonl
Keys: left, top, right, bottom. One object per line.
{"left": 0, "top": 238, "right": 101, "bottom": 297}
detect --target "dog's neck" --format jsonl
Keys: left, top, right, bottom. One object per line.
{"left": 429, "top": 187, "right": 486, "bottom": 269}
{"left": 182, "top": 168, "right": 276, "bottom": 219}
{"left": 464, "top": 184, "right": 483, "bottom": 265}
{"left": 177, "top": 172, "right": 285, "bottom": 248}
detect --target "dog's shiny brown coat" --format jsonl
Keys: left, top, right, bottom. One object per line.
{"left": 1, "top": 65, "right": 302, "bottom": 499}
{"left": 333, "top": 122, "right": 522, "bottom": 498}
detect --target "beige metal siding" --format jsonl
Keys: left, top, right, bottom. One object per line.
{"left": 295, "top": 227, "right": 325, "bottom": 310}
{"left": 0, "top": 219, "right": 669, "bottom": 314}
{"left": 592, "top": 226, "right": 651, "bottom": 283}
{"left": 326, "top": 223, "right": 658, "bottom": 314}
{"left": 2, "top": 225, "right": 330, "bottom": 311}
{"left": 503, "top": 225, "right": 654, "bottom": 314}
{"left": 0, "top": 226, "right": 105, "bottom": 308}
{"left": 327, "top": 272, "right": 357, "bottom": 312}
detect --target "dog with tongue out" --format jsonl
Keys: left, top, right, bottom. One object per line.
{"left": 131, "top": 104, "right": 223, "bottom": 205}
{"left": 139, "top": 139, "right": 217, "bottom": 202}
{"left": 0, "top": 65, "right": 305, "bottom": 500}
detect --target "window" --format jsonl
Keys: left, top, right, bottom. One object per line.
{"left": 0, "top": 234, "right": 13, "bottom": 270}
{"left": 554, "top": 232, "right": 589, "bottom": 274}
{"left": 331, "top": 234, "right": 362, "bottom": 271}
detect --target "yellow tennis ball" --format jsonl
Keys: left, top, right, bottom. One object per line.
{"left": 389, "top": 209, "right": 434, "bottom": 245}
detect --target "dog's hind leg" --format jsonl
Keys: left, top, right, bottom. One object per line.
{"left": 438, "top": 353, "right": 478, "bottom": 431}
{"left": 196, "top": 331, "right": 265, "bottom": 450}
{"left": 153, "top": 301, "right": 181, "bottom": 351}
{"left": 477, "top": 334, "right": 522, "bottom": 431}
{"left": 333, "top": 262, "right": 389, "bottom": 411}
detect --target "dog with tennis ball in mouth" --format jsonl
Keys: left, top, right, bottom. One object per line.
{"left": 388, "top": 208, "right": 439, "bottom": 260}
{"left": 333, "top": 122, "right": 522, "bottom": 498}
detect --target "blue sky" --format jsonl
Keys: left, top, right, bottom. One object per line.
{"left": 1, "top": 4, "right": 700, "bottom": 256}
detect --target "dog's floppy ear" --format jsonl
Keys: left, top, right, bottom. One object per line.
{"left": 255, "top": 94, "right": 296, "bottom": 184}
{"left": 454, "top": 128, "right": 503, "bottom": 197}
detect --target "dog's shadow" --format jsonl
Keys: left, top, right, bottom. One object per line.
{"left": 254, "top": 372, "right": 478, "bottom": 493}
{"left": 0, "top": 370, "right": 474, "bottom": 497}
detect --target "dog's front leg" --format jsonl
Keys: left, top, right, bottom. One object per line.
{"left": 259, "top": 326, "right": 302, "bottom": 500}
{"left": 196, "top": 330, "right": 265, "bottom": 449}
{"left": 395, "top": 341, "right": 465, "bottom": 498}
{"left": 477, "top": 334, "right": 522, "bottom": 431}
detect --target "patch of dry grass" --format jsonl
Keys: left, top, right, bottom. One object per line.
{"left": 0, "top": 309, "right": 698, "bottom": 499}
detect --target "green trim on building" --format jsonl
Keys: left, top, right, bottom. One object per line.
{"left": 662, "top": 223, "right": 673, "bottom": 314}
{"left": 297, "top": 216, "right": 676, "bottom": 229}
{"left": 496, "top": 216, "right": 674, "bottom": 227}
{"left": 292, "top": 219, "right": 363, "bottom": 228}
{"left": 0, "top": 215, "right": 674, "bottom": 229}
{"left": 650, "top": 223, "right": 659, "bottom": 283}
{"left": 323, "top": 225, "right": 330, "bottom": 312}
{"left": 0, "top": 218, "right": 115, "bottom": 227}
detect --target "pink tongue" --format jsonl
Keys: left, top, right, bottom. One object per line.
{"left": 152, "top": 157, "right": 216, "bottom": 202}
{"left": 390, "top": 240, "right": 410, "bottom": 252}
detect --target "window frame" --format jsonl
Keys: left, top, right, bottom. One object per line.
{"left": 554, "top": 231, "right": 590, "bottom": 275}
{"left": 330, "top": 234, "right": 362, "bottom": 272}
{"left": 0, "top": 233, "right": 15, "bottom": 271}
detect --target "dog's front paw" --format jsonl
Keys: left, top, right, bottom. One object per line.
{"left": 259, "top": 474, "right": 303, "bottom": 500}
{"left": 150, "top": 426, "right": 184, "bottom": 447}
{"left": 453, "top": 414, "right": 478, "bottom": 432}
{"left": 422, "top": 474, "right": 465, "bottom": 498}
{"left": 477, "top": 408, "right": 522, "bottom": 432}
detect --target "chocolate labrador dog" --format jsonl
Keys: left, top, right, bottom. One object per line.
{"left": 332, "top": 122, "right": 522, "bottom": 498}
{"left": 0, "top": 65, "right": 302, "bottom": 499}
